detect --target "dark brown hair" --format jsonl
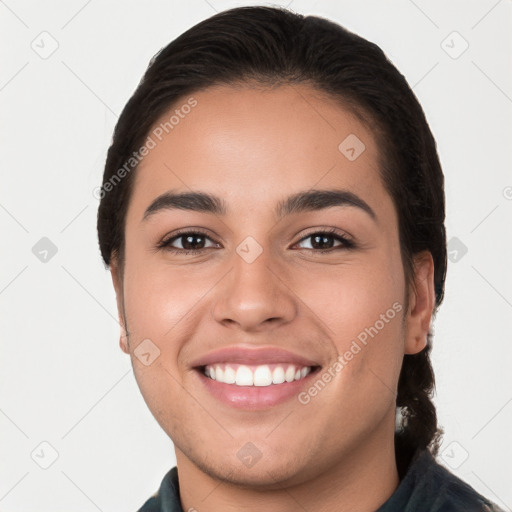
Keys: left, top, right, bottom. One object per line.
{"left": 97, "top": 5, "right": 447, "bottom": 473}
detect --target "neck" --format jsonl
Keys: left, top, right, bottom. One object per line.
{"left": 176, "top": 414, "right": 400, "bottom": 512}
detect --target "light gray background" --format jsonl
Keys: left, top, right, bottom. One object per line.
{"left": 1, "top": 0, "right": 511, "bottom": 510}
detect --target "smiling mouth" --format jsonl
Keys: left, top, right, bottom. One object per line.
{"left": 200, "top": 363, "right": 321, "bottom": 387}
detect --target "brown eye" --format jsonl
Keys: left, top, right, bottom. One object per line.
{"left": 158, "top": 230, "right": 219, "bottom": 254}
{"left": 295, "top": 229, "right": 355, "bottom": 251}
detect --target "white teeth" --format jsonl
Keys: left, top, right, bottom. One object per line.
{"left": 254, "top": 365, "right": 272, "bottom": 386}
{"left": 223, "top": 365, "right": 236, "bottom": 384}
{"left": 235, "top": 365, "right": 253, "bottom": 386}
{"left": 272, "top": 366, "right": 285, "bottom": 384}
{"left": 204, "top": 363, "right": 313, "bottom": 386}
{"left": 285, "top": 366, "right": 296, "bottom": 382}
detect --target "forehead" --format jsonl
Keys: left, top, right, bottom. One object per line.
{"left": 129, "top": 83, "right": 388, "bottom": 221}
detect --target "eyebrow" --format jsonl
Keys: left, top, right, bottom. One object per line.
{"left": 142, "top": 188, "right": 377, "bottom": 222}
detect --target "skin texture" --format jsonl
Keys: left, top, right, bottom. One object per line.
{"left": 110, "top": 83, "right": 435, "bottom": 512}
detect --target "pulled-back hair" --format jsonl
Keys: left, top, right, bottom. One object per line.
{"left": 97, "top": 5, "right": 447, "bottom": 473}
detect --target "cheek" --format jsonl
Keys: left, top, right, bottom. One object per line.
{"left": 292, "top": 248, "right": 406, "bottom": 399}
{"left": 119, "top": 255, "right": 200, "bottom": 418}
{"left": 122, "top": 252, "right": 211, "bottom": 346}
{"left": 292, "top": 248, "right": 405, "bottom": 344}
{"left": 122, "top": 257, "right": 200, "bottom": 432}
{"left": 121, "top": 252, "right": 221, "bottom": 423}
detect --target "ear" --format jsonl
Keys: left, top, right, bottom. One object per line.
{"left": 404, "top": 251, "right": 436, "bottom": 355}
{"left": 110, "top": 256, "right": 130, "bottom": 355}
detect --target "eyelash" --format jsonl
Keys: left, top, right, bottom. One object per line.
{"left": 156, "top": 227, "right": 355, "bottom": 255}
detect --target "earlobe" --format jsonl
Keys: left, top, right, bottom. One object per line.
{"left": 405, "top": 334, "right": 428, "bottom": 355}
{"left": 404, "top": 251, "right": 435, "bottom": 355}
{"left": 119, "top": 334, "right": 130, "bottom": 354}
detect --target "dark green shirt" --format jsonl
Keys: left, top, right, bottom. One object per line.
{"left": 138, "top": 450, "right": 504, "bottom": 511}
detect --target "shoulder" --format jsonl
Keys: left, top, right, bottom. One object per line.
{"left": 137, "top": 467, "right": 183, "bottom": 512}
{"left": 428, "top": 456, "right": 503, "bottom": 512}
{"left": 394, "top": 450, "right": 504, "bottom": 512}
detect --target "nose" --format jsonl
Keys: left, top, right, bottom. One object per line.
{"left": 211, "top": 246, "right": 297, "bottom": 332}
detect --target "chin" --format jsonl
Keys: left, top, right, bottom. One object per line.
{"left": 202, "top": 457, "right": 310, "bottom": 489}
{"left": 178, "top": 438, "right": 317, "bottom": 489}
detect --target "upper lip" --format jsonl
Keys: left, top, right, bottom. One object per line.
{"left": 190, "top": 345, "right": 322, "bottom": 368}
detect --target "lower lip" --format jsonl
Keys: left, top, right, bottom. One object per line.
{"left": 195, "top": 368, "right": 319, "bottom": 410}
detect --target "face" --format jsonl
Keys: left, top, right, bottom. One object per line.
{"left": 111, "top": 83, "right": 433, "bottom": 487}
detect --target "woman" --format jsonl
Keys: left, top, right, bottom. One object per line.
{"left": 97, "top": 6, "right": 503, "bottom": 511}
